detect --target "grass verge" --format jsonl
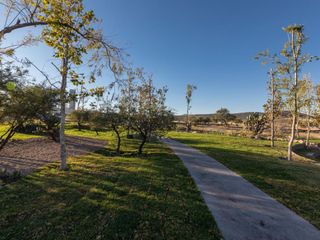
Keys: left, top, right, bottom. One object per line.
{"left": 168, "top": 131, "right": 320, "bottom": 229}
{"left": 0, "top": 132, "right": 221, "bottom": 240}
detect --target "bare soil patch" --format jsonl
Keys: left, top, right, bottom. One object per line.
{"left": 0, "top": 136, "right": 106, "bottom": 175}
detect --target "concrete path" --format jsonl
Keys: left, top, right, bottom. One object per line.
{"left": 161, "top": 138, "right": 320, "bottom": 240}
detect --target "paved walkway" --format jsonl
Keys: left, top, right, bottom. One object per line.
{"left": 161, "top": 138, "right": 320, "bottom": 240}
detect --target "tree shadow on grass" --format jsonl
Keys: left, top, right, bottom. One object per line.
{"left": 0, "top": 141, "right": 222, "bottom": 240}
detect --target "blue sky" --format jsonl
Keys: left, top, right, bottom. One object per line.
{"left": 3, "top": 0, "right": 320, "bottom": 114}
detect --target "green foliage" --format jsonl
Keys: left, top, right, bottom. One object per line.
{"left": 69, "top": 110, "right": 90, "bottom": 131}
{"left": 244, "top": 113, "right": 268, "bottom": 137}
{"left": 214, "top": 108, "right": 236, "bottom": 125}
{"left": 194, "top": 117, "right": 211, "bottom": 125}
{"left": 0, "top": 77, "right": 59, "bottom": 148}
{"left": 88, "top": 110, "right": 106, "bottom": 135}
{"left": 126, "top": 79, "right": 174, "bottom": 154}
{"left": 185, "top": 84, "right": 197, "bottom": 132}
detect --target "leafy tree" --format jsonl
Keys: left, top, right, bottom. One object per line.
{"left": 278, "top": 25, "right": 314, "bottom": 160}
{"left": 69, "top": 109, "right": 90, "bottom": 131}
{"left": 119, "top": 69, "right": 137, "bottom": 138}
{"left": 0, "top": 62, "right": 28, "bottom": 149}
{"left": 0, "top": 0, "right": 122, "bottom": 170}
{"left": 88, "top": 110, "right": 106, "bottom": 135}
{"left": 245, "top": 113, "right": 268, "bottom": 138}
{"left": 194, "top": 117, "right": 211, "bottom": 125}
{"left": 185, "top": 84, "right": 197, "bottom": 132}
{"left": 263, "top": 71, "right": 282, "bottom": 147}
{"left": 107, "top": 110, "right": 125, "bottom": 154}
{"left": 129, "top": 79, "right": 174, "bottom": 154}
{"left": 28, "top": 86, "right": 60, "bottom": 141}
{"left": 256, "top": 51, "right": 283, "bottom": 147}
{"left": 0, "top": 84, "right": 58, "bottom": 149}
{"left": 300, "top": 75, "right": 316, "bottom": 146}
{"left": 214, "top": 108, "right": 236, "bottom": 125}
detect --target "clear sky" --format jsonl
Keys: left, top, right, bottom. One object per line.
{"left": 3, "top": 0, "right": 320, "bottom": 114}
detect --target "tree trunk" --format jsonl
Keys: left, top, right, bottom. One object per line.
{"left": 271, "top": 70, "right": 275, "bottom": 148}
{"left": 59, "top": 54, "right": 69, "bottom": 171}
{"left": 186, "top": 104, "right": 190, "bottom": 132}
{"left": 288, "top": 114, "right": 296, "bottom": 161}
{"left": 0, "top": 126, "right": 16, "bottom": 151}
{"left": 77, "top": 121, "right": 82, "bottom": 131}
{"left": 113, "top": 126, "right": 121, "bottom": 153}
{"left": 306, "top": 114, "right": 311, "bottom": 146}
{"left": 271, "top": 117, "right": 275, "bottom": 147}
{"left": 296, "top": 117, "right": 300, "bottom": 139}
{"left": 288, "top": 30, "right": 298, "bottom": 161}
{"left": 138, "top": 134, "right": 147, "bottom": 154}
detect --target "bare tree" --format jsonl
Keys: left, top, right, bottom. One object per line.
{"left": 263, "top": 69, "right": 282, "bottom": 147}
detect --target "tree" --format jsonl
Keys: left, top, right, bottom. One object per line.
{"left": 278, "top": 25, "right": 313, "bottom": 160}
{"left": 0, "top": 62, "right": 28, "bottom": 149}
{"left": 0, "top": 84, "right": 58, "bottom": 150}
{"left": 0, "top": 0, "right": 122, "bottom": 170}
{"left": 263, "top": 70, "right": 282, "bottom": 147}
{"left": 185, "top": 84, "right": 197, "bottom": 132}
{"left": 28, "top": 85, "right": 60, "bottom": 142}
{"left": 314, "top": 84, "right": 320, "bottom": 130}
{"left": 70, "top": 110, "right": 90, "bottom": 131}
{"left": 256, "top": 51, "right": 282, "bottom": 147}
{"left": 214, "top": 108, "right": 236, "bottom": 125}
{"left": 194, "top": 117, "right": 211, "bottom": 125}
{"left": 87, "top": 110, "right": 105, "bottom": 136}
{"left": 244, "top": 113, "right": 268, "bottom": 138}
{"left": 119, "top": 69, "right": 137, "bottom": 138}
{"left": 107, "top": 110, "right": 124, "bottom": 154}
{"left": 129, "top": 79, "right": 174, "bottom": 154}
{"left": 300, "top": 75, "right": 316, "bottom": 146}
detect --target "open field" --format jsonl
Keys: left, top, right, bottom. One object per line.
{"left": 168, "top": 131, "right": 320, "bottom": 229}
{"left": 0, "top": 130, "right": 221, "bottom": 240}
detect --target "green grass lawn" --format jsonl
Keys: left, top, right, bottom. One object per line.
{"left": 0, "top": 131, "right": 221, "bottom": 240}
{"left": 0, "top": 125, "right": 41, "bottom": 140}
{"left": 168, "top": 131, "right": 320, "bottom": 229}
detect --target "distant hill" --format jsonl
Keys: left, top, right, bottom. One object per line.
{"left": 175, "top": 112, "right": 262, "bottom": 121}
{"left": 175, "top": 111, "right": 307, "bottom": 122}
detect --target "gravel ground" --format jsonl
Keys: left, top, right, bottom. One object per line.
{"left": 0, "top": 136, "right": 106, "bottom": 175}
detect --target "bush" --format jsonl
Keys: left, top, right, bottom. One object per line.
{"left": 244, "top": 113, "right": 268, "bottom": 138}
{"left": 0, "top": 169, "right": 21, "bottom": 185}
{"left": 16, "top": 123, "right": 41, "bottom": 134}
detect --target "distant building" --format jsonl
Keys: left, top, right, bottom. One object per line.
{"left": 66, "top": 89, "right": 76, "bottom": 114}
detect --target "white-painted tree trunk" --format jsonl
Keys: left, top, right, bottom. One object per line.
{"left": 270, "top": 70, "right": 275, "bottom": 148}
{"left": 306, "top": 113, "right": 311, "bottom": 146}
{"left": 59, "top": 54, "right": 69, "bottom": 170}
{"left": 288, "top": 30, "right": 298, "bottom": 161}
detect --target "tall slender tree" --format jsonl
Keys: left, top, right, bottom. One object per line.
{"left": 263, "top": 69, "right": 282, "bottom": 147}
{"left": 185, "top": 84, "right": 197, "bottom": 132}
{"left": 278, "top": 25, "right": 313, "bottom": 160}
{"left": 256, "top": 51, "right": 282, "bottom": 147}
